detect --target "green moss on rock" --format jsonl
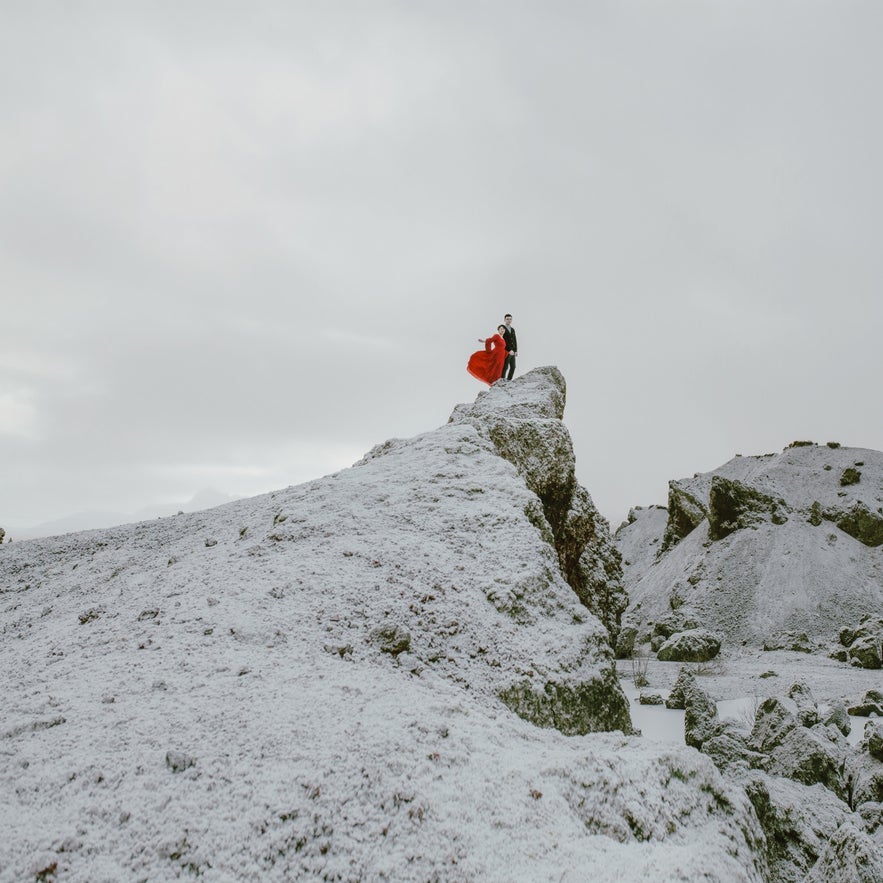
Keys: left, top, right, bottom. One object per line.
{"left": 499, "top": 669, "right": 634, "bottom": 735}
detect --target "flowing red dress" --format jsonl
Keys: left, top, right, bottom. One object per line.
{"left": 467, "top": 333, "right": 507, "bottom": 385}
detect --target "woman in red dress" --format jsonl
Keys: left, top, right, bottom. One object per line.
{"left": 467, "top": 325, "right": 509, "bottom": 385}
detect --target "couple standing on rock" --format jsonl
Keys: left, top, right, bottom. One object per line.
{"left": 467, "top": 314, "right": 518, "bottom": 386}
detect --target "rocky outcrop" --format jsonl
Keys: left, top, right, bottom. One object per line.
{"left": 617, "top": 444, "right": 883, "bottom": 648}
{"left": 8, "top": 367, "right": 796, "bottom": 882}
{"left": 847, "top": 721, "right": 883, "bottom": 807}
{"left": 660, "top": 483, "right": 706, "bottom": 552}
{"left": 450, "top": 367, "right": 628, "bottom": 646}
{"left": 744, "top": 773, "right": 855, "bottom": 882}
{"left": 826, "top": 502, "right": 883, "bottom": 548}
{"left": 707, "top": 476, "right": 790, "bottom": 540}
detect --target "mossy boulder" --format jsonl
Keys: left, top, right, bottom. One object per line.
{"left": 498, "top": 671, "right": 634, "bottom": 736}
{"left": 657, "top": 628, "right": 721, "bottom": 663}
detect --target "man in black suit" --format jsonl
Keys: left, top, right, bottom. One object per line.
{"left": 501, "top": 313, "right": 518, "bottom": 380}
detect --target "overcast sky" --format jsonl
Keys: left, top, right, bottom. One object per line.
{"left": 2, "top": 1, "right": 882, "bottom": 535}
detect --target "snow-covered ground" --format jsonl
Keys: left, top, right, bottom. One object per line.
{"left": 1, "top": 371, "right": 768, "bottom": 882}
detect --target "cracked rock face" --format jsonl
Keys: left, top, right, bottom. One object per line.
{"left": 450, "top": 366, "right": 628, "bottom": 647}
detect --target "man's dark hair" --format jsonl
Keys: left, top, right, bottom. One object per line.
{"left": 504, "top": 314, "right": 512, "bottom": 319}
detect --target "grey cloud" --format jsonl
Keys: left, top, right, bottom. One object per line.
{"left": 2, "top": 1, "right": 882, "bottom": 531}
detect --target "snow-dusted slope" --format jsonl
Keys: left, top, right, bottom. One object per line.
{"left": 619, "top": 444, "right": 883, "bottom": 646}
{"left": 1, "top": 370, "right": 766, "bottom": 882}
{"left": 614, "top": 506, "right": 668, "bottom": 587}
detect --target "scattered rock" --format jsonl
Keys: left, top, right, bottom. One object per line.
{"left": 744, "top": 772, "right": 853, "bottom": 882}
{"left": 204, "top": 538, "right": 218, "bottom": 547}
{"left": 848, "top": 751, "right": 883, "bottom": 808}
{"left": 700, "top": 723, "right": 767, "bottom": 774}
{"left": 657, "top": 628, "right": 721, "bottom": 663}
{"left": 137, "top": 608, "right": 160, "bottom": 621}
{"left": 683, "top": 682, "right": 719, "bottom": 749}
{"left": 749, "top": 697, "right": 798, "bottom": 753}
{"left": 848, "top": 690, "right": 883, "bottom": 717}
{"left": 766, "top": 726, "right": 849, "bottom": 800}
{"left": 837, "top": 626, "right": 855, "bottom": 647}
{"left": 829, "top": 646, "right": 849, "bottom": 663}
{"left": 823, "top": 701, "right": 852, "bottom": 737}
{"left": 788, "top": 681, "right": 820, "bottom": 728}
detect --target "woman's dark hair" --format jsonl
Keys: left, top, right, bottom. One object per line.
{"left": 497, "top": 325, "right": 507, "bottom": 333}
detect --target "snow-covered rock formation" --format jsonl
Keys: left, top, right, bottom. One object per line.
{"left": 1, "top": 368, "right": 771, "bottom": 882}
{"left": 617, "top": 443, "right": 883, "bottom": 651}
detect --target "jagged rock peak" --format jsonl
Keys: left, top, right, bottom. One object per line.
{"left": 449, "top": 367, "right": 628, "bottom": 645}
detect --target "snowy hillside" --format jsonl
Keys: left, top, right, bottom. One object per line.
{"left": 1, "top": 368, "right": 767, "bottom": 882}
{"left": 617, "top": 443, "right": 883, "bottom": 648}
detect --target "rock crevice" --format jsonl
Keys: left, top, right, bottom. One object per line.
{"left": 450, "top": 367, "right": 627, "bottom": 646}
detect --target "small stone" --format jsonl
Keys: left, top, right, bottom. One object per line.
{"left": 369, "top": 623, "right": 411, "bottom": 655}
{"left": 165, "top": 750, "right": 196, "bottom": 773}
{"left": 205, "top": 538, "right": 218, "bottom": 547}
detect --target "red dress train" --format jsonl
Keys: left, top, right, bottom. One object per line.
{"left": 467, "top": 333, "right": 507, "bottom": 385}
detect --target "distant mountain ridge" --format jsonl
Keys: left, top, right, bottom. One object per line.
{"left": 5, "top": 488, "right": 241, "bottom": 540}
